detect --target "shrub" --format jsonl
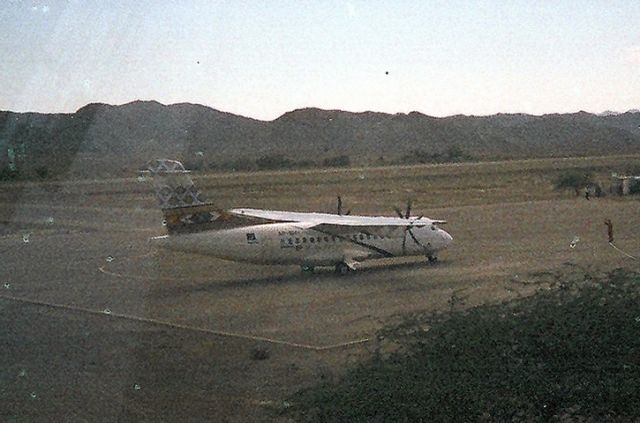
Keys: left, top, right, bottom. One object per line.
{"left": 256, "top": 154, "right": 293, "bottom": 170}
{"left": 401, "top": 146, "right": 472, "bottom": 165}
{"left": 35, "top": 166, "right": 49, "bottom": 179}
{"left": 0, "top": 166, "right": 19, "bottom": 181}
{"left": 286, "top": 269, "right": 640, "bottom": 422}
{"left": 226, "top": 158, "right": 257, "bottom": 172}
{"left": 250, "top": 346, "right": 270, "bottom": 360}
{"left": 322, "top": 155, "right": 351, "bottom": 167}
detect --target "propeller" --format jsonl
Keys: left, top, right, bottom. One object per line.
{"left": 395, "top": 199, "right": 426, "bottom": 255}
{"left": 395, "top": 199, "right": 413, "bottom": 220}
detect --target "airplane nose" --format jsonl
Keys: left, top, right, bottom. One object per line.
{"left": 441, "top": 230, "right": 453, "bottom": 247}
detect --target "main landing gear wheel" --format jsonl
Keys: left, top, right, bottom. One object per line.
{"left": 335, "top": 262, "right": 351, "bottom": 275}
{"left": 301, "top": 265, "right": 315, "bottom": 273}
{"left": 427, "top": 255, "right": 438, "bottom": 264}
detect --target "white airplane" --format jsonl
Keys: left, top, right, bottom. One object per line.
{"left": 146, "top": 159, "right": 453, "bottom": 274}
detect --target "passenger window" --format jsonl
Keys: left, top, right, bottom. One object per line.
{"left": 288, "top": 238, "right": 293, "bottom": 245}
{"left": 332, "top": 236, "right": 337, "bottom": 242}
{"left": 324, "top": 236, "right": 329, "bottom": 242}
{"left": 359, "top": 234, "right": 364, "bottom": 240}
{"left": 295, "top": 238, "right": 300, "bottom": 244}
{"left": 310, "top": 237, "right": 315, "bottom": 243}
{"left": 302, "top": 237, "right": 307, "bottom": 243}
{"left": 366, "top": 234, "right": 371, "bottom": 240}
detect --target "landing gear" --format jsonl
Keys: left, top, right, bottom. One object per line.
{"left": 301, "top": 265, "right": 315, "bottom": 273}
{"left": 335, "top": 262, "right": 351, "bottom": 275}
{"left": 427, "top": 255, "right": 438, "bottom": 264}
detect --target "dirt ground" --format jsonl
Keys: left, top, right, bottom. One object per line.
{"left": 1, "top": 155, "right": 639, "bottom": 422}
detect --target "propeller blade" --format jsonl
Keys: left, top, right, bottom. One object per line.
{"left": 405, "top": 199, "right": 412, "bottom": 219}
{"left": 402, "top": 228, "right": 407, "bottom": 255}
{"left": 337, "top": 196, "right": 342, "bottom": 215}
{"left": 407, "top": 228, "right": 424, "bottom": 248}
{"left": 394, "top": 207, "right": 404, "bottom": 219}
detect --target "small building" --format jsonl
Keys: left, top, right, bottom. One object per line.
{"left": 610, "top": 174, "right": 640, "bottom": 195}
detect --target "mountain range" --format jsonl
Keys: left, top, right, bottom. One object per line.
{"left": 1, "top": 100, "right": 639, "bottom": 178}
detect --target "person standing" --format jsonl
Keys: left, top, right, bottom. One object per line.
{"left": 604, "top": 219, "right": 614, "bottom": 243}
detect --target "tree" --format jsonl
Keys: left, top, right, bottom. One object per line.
{"left": 553, "top": 170, "right": 594, "bottom": 195}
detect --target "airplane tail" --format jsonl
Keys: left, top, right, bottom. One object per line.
{"left": 145, "top": 159, "right": 220, "bottom": 234}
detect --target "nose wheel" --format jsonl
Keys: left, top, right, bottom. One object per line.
{"left": 427, "top": 255, "right": 438, "bottom": 264}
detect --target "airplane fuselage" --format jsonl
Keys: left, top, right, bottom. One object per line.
{"left": 152, "top": 222, "right": 452, "bottom": 267}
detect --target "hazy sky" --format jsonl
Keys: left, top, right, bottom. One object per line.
{"left": 2, "top": 1, "right": 639, "bottom": 120}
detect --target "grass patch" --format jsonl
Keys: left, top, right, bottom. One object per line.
{"left": 286, "top": 268, "right": 640, "bottom": 422}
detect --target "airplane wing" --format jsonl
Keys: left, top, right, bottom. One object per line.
{"left": 228, "top": 208, "right": 447, "bottom": 227}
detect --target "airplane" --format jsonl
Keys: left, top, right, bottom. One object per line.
{"left": 145, "top": 159, "right": 453, "bottom": 274}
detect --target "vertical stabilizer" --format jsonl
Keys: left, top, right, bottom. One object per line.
{"left": 146, "top": 159, "right": 219, "bottom": 233}
{"left": 147, "top": 159, "right": 206, "bottom": 209}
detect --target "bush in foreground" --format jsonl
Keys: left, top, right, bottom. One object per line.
{"left": 286, "top": 268, "right": 640, "bottom": 422}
